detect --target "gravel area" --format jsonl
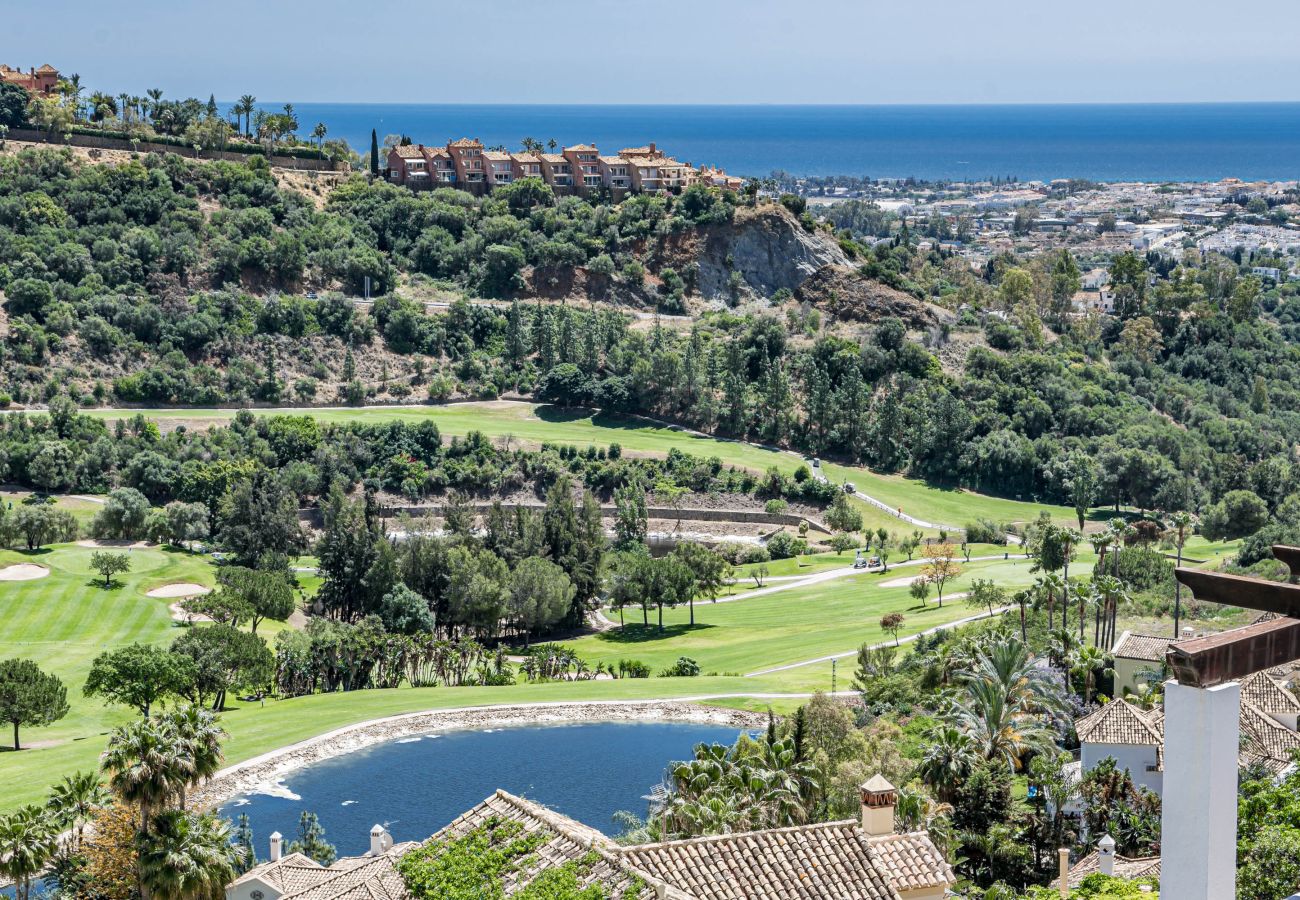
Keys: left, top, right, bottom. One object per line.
{"left": 191, "top": 700, "right": 770, "bottom": 811}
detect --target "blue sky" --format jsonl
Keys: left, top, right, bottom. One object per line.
{"left": 7, "top": 0, "right": 1299, "bottom": 104}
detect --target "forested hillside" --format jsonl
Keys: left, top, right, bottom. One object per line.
{"left": 4, "top": 146, "right": 1300, "bottom": 558}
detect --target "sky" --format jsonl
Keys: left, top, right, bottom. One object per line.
{"left": 6, "top": 0, "right": 1300, "bottom": 105}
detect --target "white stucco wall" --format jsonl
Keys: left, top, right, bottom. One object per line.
{"left": 1081, "top": 742, "right": 1162, "bottom": 796}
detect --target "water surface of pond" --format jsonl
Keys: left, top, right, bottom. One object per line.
{"left": 219, "top": 721, "right": 743, "bottom": 856}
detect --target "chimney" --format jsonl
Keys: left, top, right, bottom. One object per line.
{"left": 858, "top": 773, "right": 897, "bottom": 837}
{"left": 269, "top": 831, "right": 283, "bottom": 862}
{"left": 1098, "top": 834, "right": 1116, "bottom": 877}
{"left": 369, "top": 824, "right": 392, "bottom": 856}
{"left": 1182, "top": 626, "right": 1195, "bottom": 639}
{"left": 649, "top": 142, "right": 656, "bottom": 154}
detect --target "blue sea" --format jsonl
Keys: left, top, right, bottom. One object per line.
{"left": 276, "top": 102, "right": 1300, "bottom": 182}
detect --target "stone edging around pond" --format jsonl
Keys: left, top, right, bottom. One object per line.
{"left": 192, "top": 700, "right": 772, "bottom": 811}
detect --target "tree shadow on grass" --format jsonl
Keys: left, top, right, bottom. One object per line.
{"left": 534, "top": 404, "right": 598, "bottom": 424}
{"left": 593, "top": 623, "right": 716, "bottom": 645}
{"left": 85, "top": 579, "right": 127, "bottom": 592}
{"left": 15, "top": 547, "right": 54, "bottom": 557}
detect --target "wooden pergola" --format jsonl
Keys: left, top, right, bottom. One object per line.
{"left": 1150, "top": 546, "right": 1300, "bottom": 899}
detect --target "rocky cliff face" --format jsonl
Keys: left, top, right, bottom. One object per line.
{"left": 795, "top": 266, "right": 939, "bottom": 329}
{"left": 691, "top": 205, "right": 851, "bottom": 300}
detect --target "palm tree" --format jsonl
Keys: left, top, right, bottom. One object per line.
{"left": 954, "top": 678, "right": 1054, "bottom": 769}
{"left": 87, "top": 92, "right": 117, "bottom": 126}
{"left": 1072, "top": 644, "right": 1114, "bottom": 703}
{"left": 136, "top": 810, "right": 236, "bottom": 900}
{"left": 0, "top": 805, "right": 58, "bottom": 900}
{"left": 162, "top": 706, "right": 226, "bottom": 809}
{"left": 1093, "top": 574, "right": 1127, "bottom": 650}
{"left": 311, "top": 122, "right": 327, "bottom": 152}
{"left": 146, "top": 88, "right": 164, "bottom": 118}
{"left": 1048, "top": 627, "right": 1080, "bottom": 692}
{"left": 47, "top": 771, "right": 109, "bottom": 852}
{"left": 237, "top": 95, "right": 256, "bottom": 138}
{"left": 101, "top": 717, "right": 192, "bottom": 834}
{"left": 1168, "top": 510, "right": 1195, "bottom": 638}
{"left": 1035, "top": 573, "right": 1064, "bottom": 632}
{"left": 915, "top": 725, "right": 977, "bottom": 803}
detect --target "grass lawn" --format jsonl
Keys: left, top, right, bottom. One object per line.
{"left": 572, "top": 555, "right": 1049, "bottom": 679}
{"left": 0, "top": 542, "right": 214, "bottom": 752}
{"left": 0, "top": 543, "right": 312, "bottom": 812}
{"left": 83, "top": 402, "right": 1093, "bottom": 537}
{"left": 0, "top": 488, "right": 106, "bottom": 527}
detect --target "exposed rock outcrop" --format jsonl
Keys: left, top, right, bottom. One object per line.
{"left": 795, "top": 265, "right": 940, "bottom": 329}
{"left": 691, "top": 205, "right": 850, "bottom": 300}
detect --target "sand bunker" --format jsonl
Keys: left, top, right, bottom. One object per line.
{"left": 0, "top": 563, "right": 50, "bottom": 581}
{"left": 878, "top": 574, "right": 925, "bottom": 588}
{"left": 146, "top": 582, "right": 211, "bottom": 598}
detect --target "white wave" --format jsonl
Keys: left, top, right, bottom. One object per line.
{"left": 249, "top": 779, "right": 301, "bottom": 801}
{"left": 395, "top": 737, "right": 421, "bottom": 744}
{"left": 341, "top": 800, "right": 357, "bottom": 806}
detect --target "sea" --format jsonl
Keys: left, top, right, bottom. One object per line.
{"left": 275, "top": 102, "right": 1300, "bottom": 183}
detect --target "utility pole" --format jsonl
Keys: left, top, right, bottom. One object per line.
{"left": 831, "top": 658, "right": 836, "bottom": 695}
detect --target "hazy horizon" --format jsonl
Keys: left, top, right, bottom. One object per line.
{"left": 7, "top": 0, "right": 1297, "bottom": 105}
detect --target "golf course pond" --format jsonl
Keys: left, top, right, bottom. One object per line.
{"left": 218, "top": 721, "right": 746, "bottom": 854}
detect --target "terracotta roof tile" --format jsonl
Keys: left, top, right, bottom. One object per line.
{"left": 1241, "top": 670, "right": 1300, "bottom": 715}
{"left": 1075, "top": 699, "right": 1163, "bottom": 745}
{"left": 1240, "top": 701, "right": 1300, "bottom": 774}
{"left": 623, "top": 821, "right": 918, "bottom": 900}
{"left": 448, "top": 137, "right": 482, "bottom": 148}
{"left": 1111, "top": 631, "right": 1172, "bottom": 662}
{"left": 866, "top": 832, "right": 954, "bottom": 892}
{"left": 1068, "top": 851, "right": 1160, "bottom": 888}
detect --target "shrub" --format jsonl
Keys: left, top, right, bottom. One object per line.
{"left": 660, "top": 657, "right": 700, "bottom": 677}
{"left": 829, "top": 533, "right": 859, "bottom": 553}
{"left": 964, "top": 519, "right": 1007, "bottom": 545}
{"left": 766, "top": 530, "right": 807, "bottom": 560}
{"left": 617, "top": 659, "right": 650, "bottom": 679}
{"left": 764, "top": 499, "right": 788, "bottom": 515}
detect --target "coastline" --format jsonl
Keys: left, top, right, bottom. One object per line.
{"left": 192, "top": 700, "right": 771, "bottom": 812}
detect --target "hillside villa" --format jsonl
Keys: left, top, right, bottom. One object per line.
{"left": 225, "top": 775, "right": 955, "bottom": 900}
{"left": 387, "top": 138, "right": 745, "bottom": 196}
{"left": 1071, "top": 668, "right": 1300, "bottom": 802}
{"left": 0, "top": 63, "right": 60, "bottom": 95}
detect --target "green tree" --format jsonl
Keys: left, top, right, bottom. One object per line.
{"left": 671, "top": 541, "right": 729, "bottom": 626}
{"left": 46, "top": 771, "right": 109, "bottom": 852}
{"left": 216, "top": 566, "right": 295, "bottom": 634}
{"left": 287, "top": 811, "right": 336, "bottom": 866}
{"left": 171, "top": 626, "right": 273, "bottom": 711}
{"left": 91, "top": 551, "right": 132, "bottom": 587}
{"left": 136, "top": 810, "right": 237, "bottom": 900}
{"left": 217, "top": 469, "right": 304, "bottom": 569}
{"left": 825, "top": 492, "right": 863, "bottom": 533}
{"left": 612, "top": 480, "right": 648, "bottom": 549}
{"left": 0, "top": 658, "right": 69, "bottom": 750}
{"left": 506, "top": 556, "right": 574, "bottom": 643}
{"left": 85, "top": 643, "right": 191, "bottom": 717}
{"left": 0, "top": 805, "right": 58, "bottom": 900}
{"left": 1201, "top": 488, "right": 1268, "bottom": 541}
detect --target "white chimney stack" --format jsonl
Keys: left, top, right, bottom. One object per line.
{"left": 369, "top": 824, "right": 392, "bottom": 856}
{"left": 1098, "top": 834, "right": 1116, "bottom": 877}
{"left": 269, "top": 831, "right": 283, "bottom": 862}
{"left": 859, "top": 773, "right": 897, "bottom": 837}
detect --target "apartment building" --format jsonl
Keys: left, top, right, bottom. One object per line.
{"left": 386, "top": 136, "right": 741, "bottom": 197}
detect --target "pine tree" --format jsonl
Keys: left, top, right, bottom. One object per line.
{"left": 234, "top": 814, "right": 257, "bottom": 874}
{"left": 370, "top": 129, "right": 379, "bottom": 176}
